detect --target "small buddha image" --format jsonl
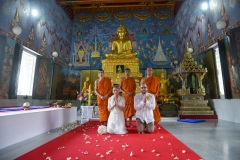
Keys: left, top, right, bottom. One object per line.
{"left": 106, "top": 24, "right": 137, "bottom": 59}
{"left": 77, "top": 46, "right": 85, "bottom": 64}
{"left": 82, "top": 76, "right": 91, "bottom": 94}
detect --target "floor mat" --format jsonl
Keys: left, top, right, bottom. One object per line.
{"left": 177, "top": 118, "right": 206, "bottom": 123}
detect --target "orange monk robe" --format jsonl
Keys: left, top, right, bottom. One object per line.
{"left": 96, "top": 77, "right": 112, "bottom": 122}
{"left": 121, "top": 77, "right": 136, "bottom": 119}
{"left": 143, "top": 76, "right": 161, "bottom": 123}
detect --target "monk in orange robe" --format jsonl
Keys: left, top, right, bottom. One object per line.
{"left": 94, "top": 69, "right": 112, "bottom": 126}
{"left": 141, "top": 67, "right": 161, "bottom": 123}
{"left": 120, "top": 68, "right": 136, "bottom": 127}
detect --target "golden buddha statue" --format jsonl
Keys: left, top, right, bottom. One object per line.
{"left": 159, "top": 72, "right": 170, "bottom": 98}
{"left": 82, "top": 76, "right": 91, "bottom": 94}
{"left": 106, "top": 24, "right": 137, "bottom": 59}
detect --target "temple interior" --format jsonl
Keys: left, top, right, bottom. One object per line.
{"left": 0, "top": 0, "right": 240, "bottom": 159}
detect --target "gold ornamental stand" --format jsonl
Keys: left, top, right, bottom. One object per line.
{"left": 174, "top": 44, "right": 215, "bottom": 117}
{"left": 102, "top": 58, "right": 142, "bottom": 87}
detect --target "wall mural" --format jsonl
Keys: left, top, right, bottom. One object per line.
{"left": 0, "top": 36, "right": 15, "bottom": 99}
{"left": 175, "top": 0, "right": 240, "bottom": 98}
{"left": 71, "top": 10, "right": 178, "bottom": 70}
{"left": 0, "top": 0, "right": 72, "bottom": 66}
{"left": 175, "top": 0, "right": 240, "bottom": 58}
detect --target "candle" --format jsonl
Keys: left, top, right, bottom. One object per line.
{"left": 88, "top": 84, "right": 92, "bottom": 106}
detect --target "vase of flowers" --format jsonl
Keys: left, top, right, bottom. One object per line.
{"left": 77, "top": 91, "right": 88, "bottom": 111}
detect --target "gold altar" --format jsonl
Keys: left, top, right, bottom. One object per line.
{"left": 102, "top": 24, "right": 142, "bottom": 85}
{"left": 102, "top": 58, "right": 142, "bottom": 85}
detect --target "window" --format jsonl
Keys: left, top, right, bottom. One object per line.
{"left": 17, "top": 48, "right": 37, "bottom": 97}
{"left": 214, "top": 47, "right": 225, "bottom": 99}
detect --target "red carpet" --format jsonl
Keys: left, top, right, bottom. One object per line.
{"left": 16, "top": 121, "right": 202, "bottom": 160}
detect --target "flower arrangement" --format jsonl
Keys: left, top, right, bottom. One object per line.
{"left": 77, "top": 91, "right": 88, "bottom": 110}
{"left": 146, "top": 95, "right": 152, "bottom": 100}
{"left": 98, "top": 125, "right": 107, "bottom": 134}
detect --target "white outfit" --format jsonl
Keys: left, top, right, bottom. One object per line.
{"left": 134, "top": 93, "right": 155, "bottom": 124}
{"left": 107, "top": 95, "right": 127, "bottom": 134}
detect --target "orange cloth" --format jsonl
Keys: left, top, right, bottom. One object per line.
{"left": 96, "top": 77, "right": 112, "bottom": 122}
{"left": 143, "top": 76, "right": 161, "bottom": 123}
{"left": 121, "top": 77, "right": 136, "bottom": 119}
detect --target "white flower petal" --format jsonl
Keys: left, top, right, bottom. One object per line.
{"left": 96, "top": 153, "right": 100, "bottom": 156}
{"left": 174, "top": 156, "right": 179, "bottom": 159}
{"left": 130, "top": 151, "right": 133, "bottom": 156}
{"left": 171, "top": 154, "right": 174, "bottom": 156}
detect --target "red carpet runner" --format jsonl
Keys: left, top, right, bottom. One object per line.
{"left": 16, "top": 121, "right": 202, "bottom": 160}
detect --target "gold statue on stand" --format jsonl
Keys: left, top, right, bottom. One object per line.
{"left": 106, "top": 24, "right": 137, "bottom": 59}
{"left": 159, "top": 72, "right": 170, "bottom": 99}
{"left": 102, "top": 24, "right": 142, "bottom": 86}
{"left": 81, "top": 77, "right": 93, "bottom": 106}
{"left": 82, "top": 77, "right": 91, "bottom": 94}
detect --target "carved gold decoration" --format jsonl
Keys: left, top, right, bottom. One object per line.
{"left": 102, "top": 58, "right": 142, "bottom": 85}
{"left": 174, "top": 43, "right": 214, "bottom": 116}
{"left": 174, "top": 43, "right": 207, "bottom": 96}
{"left": 75, "top": 10, "right": 172, "bottom": 22}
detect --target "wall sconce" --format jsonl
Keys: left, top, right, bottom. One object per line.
{"left": 173, "top": 60, "right": 179, "bottom": 65}
{"left": 188, "top": 47, "right": 193, "bottom": 53}
{"left": 216, "top": 20, "right": 226, "bottom": 30}
{"left": 12, "top": 26, "right": 22, "bottom": 36}
{"left": 52, "top": 51, "right": 58, "bottom": 59}
{"left": 68, "top": 63, "right": 74, "bottom": 72}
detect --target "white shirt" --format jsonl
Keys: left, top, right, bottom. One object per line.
{"left": 134, "top": 93, "right": 155, "bottom": 124}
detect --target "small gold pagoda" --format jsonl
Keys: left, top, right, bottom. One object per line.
{"left": 102, "top": 24, "right": 142, "bottom": 85}
{"left": 174, "top": 44, "right": 214, "bottom": 116}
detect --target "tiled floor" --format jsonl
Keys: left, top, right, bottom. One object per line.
{"left": 1, "top": 109, "right": 240, "bottom": 160}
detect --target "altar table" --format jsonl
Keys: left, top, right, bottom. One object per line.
{"left": 0, "top": 107, "right": 77, "bottom": 149}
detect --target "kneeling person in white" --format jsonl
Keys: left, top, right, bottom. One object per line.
{"left": 134, "top": 83, "right": 155, "bottom": 134}
{"left": 107, "top": 85, "right": 127, "bottom": 134}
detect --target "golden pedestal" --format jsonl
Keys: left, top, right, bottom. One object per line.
{"left": 102, "top": 58, "right": 142, "bottom": 87}
{"left": 179, "top": 94, "right": 214, "bottom": 115}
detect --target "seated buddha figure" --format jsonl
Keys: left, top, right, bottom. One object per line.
{"left": 106, "top": 24, "right": 137, "bottom": 59}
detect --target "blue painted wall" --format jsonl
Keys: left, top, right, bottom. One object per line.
{"left": 71, "top": 10, "right": 178, "bottom": 70}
